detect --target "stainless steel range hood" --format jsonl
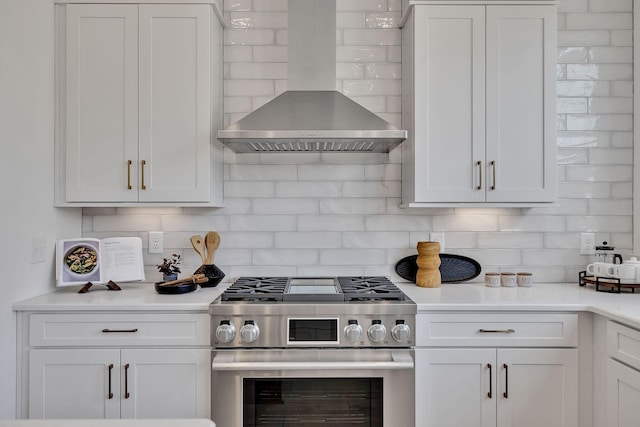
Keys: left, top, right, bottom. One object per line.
{"left": 217, "top": 0, "right": 407, "bottom": 153}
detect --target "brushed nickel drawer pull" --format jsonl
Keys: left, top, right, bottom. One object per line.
{"left": 102, "top": 328, "right": 139, "bottom": 333}
{"left": 479, "top": 328, "right": 515, "bottom": 334}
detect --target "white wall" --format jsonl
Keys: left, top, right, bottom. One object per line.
{"left": 0, "top": 0, "right": 82, "bottom": 418}
{"left": 83, "top": 0, "right": 634, "bottom": 284}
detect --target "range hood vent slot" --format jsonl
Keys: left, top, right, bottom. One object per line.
{"left": 217, "top": 0, "right": 406, "bottom": 153}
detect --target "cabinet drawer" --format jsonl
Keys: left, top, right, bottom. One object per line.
{"left": 607, "top": 321, "right": 640, "bottom": 371}
{"left": 416, "top": 313, "right": 578, "bottom": 347}
{"left": 29, "top": 313, "right": 210, "bottom": 347}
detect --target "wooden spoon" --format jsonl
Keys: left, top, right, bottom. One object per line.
{"left": 204, "top": 231, "right": 221, "bottom": 264}
{"left": 190, "top": 235, "right": 206, "bottom": 264}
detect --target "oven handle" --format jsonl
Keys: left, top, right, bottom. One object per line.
{"left": 211, "top": 351, "right": 414, "bottom": 371}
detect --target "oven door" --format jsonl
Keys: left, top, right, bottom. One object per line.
{"left": 211, "top": 348, "right": 414, "bottom": 427}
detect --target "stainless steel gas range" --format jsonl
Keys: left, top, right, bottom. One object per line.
{"left": 209, "top": 276, "right": 416, "bottom": 427}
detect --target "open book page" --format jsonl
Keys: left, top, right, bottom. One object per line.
{"left": 101, "top": 237, "right": 145, "bottom": 282}
{"left": 57, "top": 238, "right": 102, "bottom": 286}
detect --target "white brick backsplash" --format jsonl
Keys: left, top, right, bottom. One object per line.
{"left": 365, "top": 215, "right": 430, "bottom": 231}
{"left": 567, "top": 215, "right": 632, "bottom": 233}
{"left": 276, "top": 182, "right": 343, "bottom": 198}
{"left": 253, "top": 198, "right": 319, "bottom": 215}
{"left": 225, "top": 181, "right": 275, "bottom": 198}
{"left": 557, "top": 30, "right": 609, "bottom": 46}
{"left": 298, "top": 164, "right": 364, "bottom": 181}
{"left": 80, "top": 2, "right": 635, "bottom": 281}
{"left": 343, "top": 231, "right": 408, "bottom": 248}
{"left": 252, "top": 249, "right": 319, "bottom": 265}
{"left": 342, "top": 181, "right": 401, "bottom": 197}
{"left": 298, "top": 215, "right": 364, "bottom": 232}
{"left": 588, "top": 0, "right": 632, "bottom": 13}
{"left": 567, "top": 64, "right": 632, "bottom": 80}
{"left": 230, "top": 215, "right": 296, "bottom": 232}
{"left": 566, "top": 13, "right": 632, "bottom": 30}
{"left": 319, "top": 198, "right": 386, "bottom": 215}
{"left": 320, "top": 249, "right": 387, "bottom": 265}
{"left": 274, "top": 232, "right": 342, "bottom": 248}
{"left": 566, "top": 114, "right": 632, "bottom": 131}
{"left": 477, "top": 232, "right": 544, "bottom": 249}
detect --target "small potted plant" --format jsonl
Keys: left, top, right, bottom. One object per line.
{"left": 157, "top": 253, "right": 182, "bottom": 281}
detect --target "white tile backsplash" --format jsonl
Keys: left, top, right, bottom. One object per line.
{"left": 81, "top": 0, "right": 636, "bottom": 283}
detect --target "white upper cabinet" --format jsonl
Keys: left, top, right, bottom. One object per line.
{"left": 401, "top": 3, "right": 556, "bottom": 206}
{"left": 56, "top": 3, "right": 223, "bottom": 206}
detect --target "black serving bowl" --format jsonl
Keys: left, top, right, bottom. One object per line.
{"left": 154, "top": 281, "right": 198, "bottom": 294}
{"left": 194, "top": 264, "right": 225, "bottom": 288}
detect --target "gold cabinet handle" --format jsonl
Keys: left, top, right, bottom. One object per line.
{"left": 477, "top": 160, "right": 482, "bottom": 190}
{"left": 491, "top": 160, "right": 496, "bottom": 190}
{"left": 141, "top": 160, "right": 147, "bottom": 190}
{"left": 127, "top": 160, "right": 132, "bottom": 190}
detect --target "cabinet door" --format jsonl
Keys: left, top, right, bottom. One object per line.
{"left": 497, "top": 349, "right": 578, "bottom": 427}
{"left": 65, "top": 4, "right": 139, "bottom": 202}
{"left": 137, "top": 5, "right": 211, "bottom": 202}
{"left": 607, "top": 358, "right": 640, "bottom": 427}
{"left": 28, "top": 349, "right": 121, "bottom": 419}
{"left": 485, "top": 6, "right": 556, "bottom": 202}
{"left": 416, "top": 348, "right": 496, "bottom": 427}
{"left": 412, "top": 6, "right": 486, "bottom": 203}
{"left": 120, "top": 348, "right": 210, "bottom": 419}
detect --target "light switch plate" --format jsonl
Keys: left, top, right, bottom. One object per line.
{"left": 149, "top": 231, "right": 163, "bottom": 254}
{"left": 580, "top": 232, "right": 595, "bottom": 255}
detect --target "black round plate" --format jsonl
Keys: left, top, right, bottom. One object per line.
{"left": 395, "top": 253, "right": 482, "bottom": 283}
{"left": 154, "top": 282, "right": 197, "bottom": 294}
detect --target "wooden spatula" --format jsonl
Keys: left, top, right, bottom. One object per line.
{"left": 204, "top": 231, "right": 220, "bottom": 264}
{"left": 190, "top": 235, "right": 206, "bottom": 264}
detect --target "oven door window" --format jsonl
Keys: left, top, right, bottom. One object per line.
{"left": 243, "top": 378, "right": 383, "bottom": 426}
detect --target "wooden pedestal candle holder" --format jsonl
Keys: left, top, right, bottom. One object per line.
{"left": 416, "top": 241, "right": 441, "bottom": 288}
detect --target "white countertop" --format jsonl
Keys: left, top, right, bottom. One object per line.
{"left": 13, "top": 281, "right": 640, "bottom": 329}
{"left": 0, "top": 420, "right": 214, "bottom": 427}
{"left": 12, "top": 282, "right": 227, "bottom": 312}
{"left": 397, "top": 282, "right": 640, "bottom": 328}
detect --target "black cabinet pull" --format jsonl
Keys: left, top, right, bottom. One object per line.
{"left": 503, "top": 363, "right": 509, "bottom": 398}
{"left": 107, "top": 363, "right": 114, "bottom": 399}
{"left": 487, "top": 363, "right": 492, "bottom": 398}
{"left": 102, "top": 328, "right": 138, "bottom": 333}
{"left": 124, "top": 363, "right": 130, "bottom": 399}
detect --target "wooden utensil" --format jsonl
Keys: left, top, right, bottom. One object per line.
{"left": 204, "top": 231, "right": 220, "bottom": 264}
{"left": 190, "top": 235, "right": 206, "bottom": 264}
{"left": 159, "top": 274, "right": 208, "bottom": 287}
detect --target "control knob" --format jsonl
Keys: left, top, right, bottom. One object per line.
{"left": 344, "top": 320, "right": 363, "bottom": 343}
{"left": 240, "top": 320, "right": 260, "bottom": 343}
{"left": 391, "top": 321, "right": 411, "bottom": 343}
{"left": 215, "top": 320, "right": 236, "bottom": 343}
{"left": 367, "top": 320, "right": 387, "bottom": 343}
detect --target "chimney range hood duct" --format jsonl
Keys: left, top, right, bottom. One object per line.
{"left": 217, "top": 0, "right": 407, "bottom": 153}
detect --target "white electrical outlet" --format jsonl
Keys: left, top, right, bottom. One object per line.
{"left": 580, "top": 232, "right": 596, "bottom": 255}
{"left": 430, "top": 232, "right": 445, "bottom": 252}
{"left": 31, "top": 237, "right": 46, "bottom": 263}
{"left": 149, "top": 231, "right": 164, "bottom": 254}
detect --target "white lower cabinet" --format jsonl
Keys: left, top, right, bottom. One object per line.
{"left": 606, "top": 321, "right": 640, "bottom": 427}
{"left": 29, "top": 348, "right": 209, "bottom": 419}
{"left": 415, "top": 313, "right": 579, "bottom": 427}
{"left": 19, "top": 312, "right": 211, "bottom": 420}
{"left": 416, "top": 348, "right": 578, "bottom": 427}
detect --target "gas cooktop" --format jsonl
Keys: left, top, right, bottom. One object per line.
{"left": 221, "top": 276, "right": 408, "bottom": 302}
